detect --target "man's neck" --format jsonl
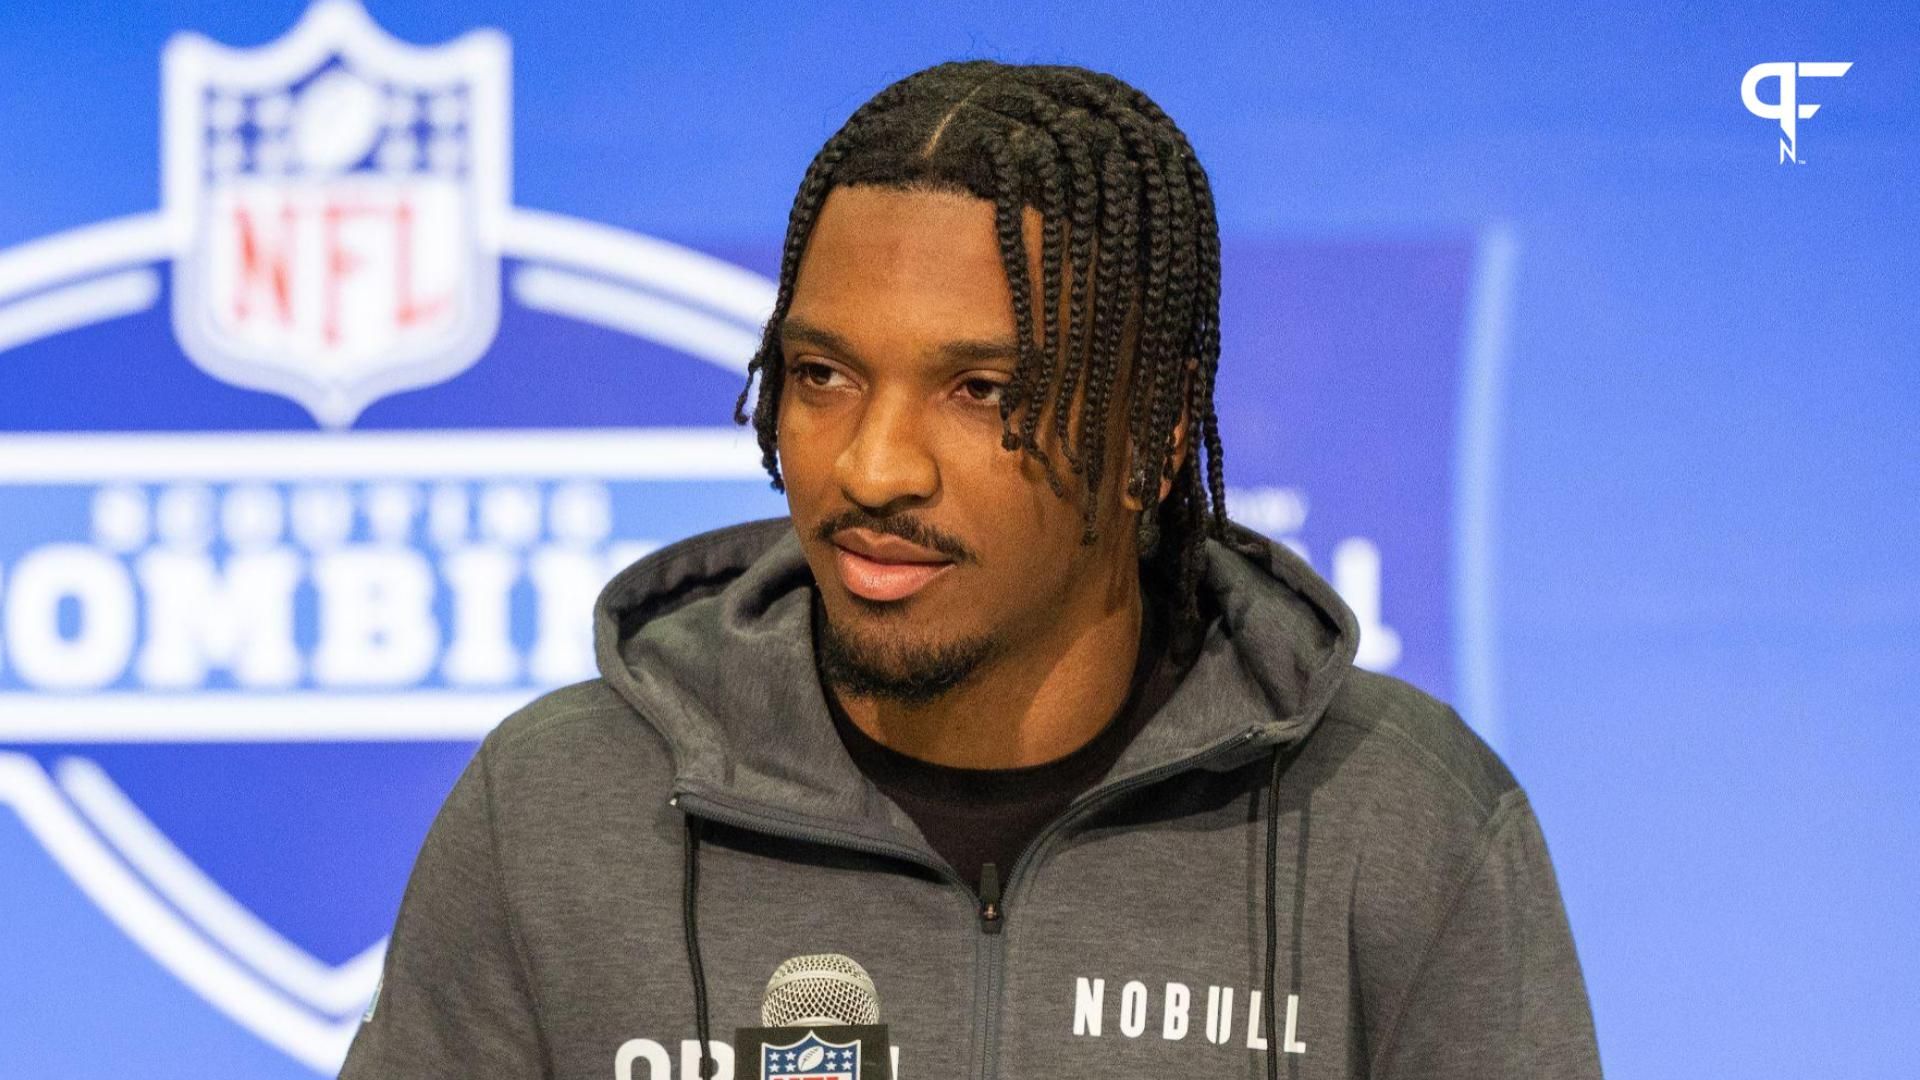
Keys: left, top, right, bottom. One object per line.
{"left": 829, "top": 571, "right": 1146, "bottom": 770}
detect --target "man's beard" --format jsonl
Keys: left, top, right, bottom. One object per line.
{"left": 813, "top": 596, "right": 1000, "bottom": 705}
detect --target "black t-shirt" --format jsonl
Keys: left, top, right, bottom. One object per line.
{"left": 824, "top": 585, "right": 1186, "bottom": 895}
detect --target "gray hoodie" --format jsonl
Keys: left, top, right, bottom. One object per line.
{"left": 340, "top": 517, "right": 1601, "bottom": 1079}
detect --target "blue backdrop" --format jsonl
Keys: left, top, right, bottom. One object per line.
{"left": 0, "top": 3, "right": 1914, "bottom": 1078}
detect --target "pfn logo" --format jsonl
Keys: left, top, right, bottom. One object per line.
{"left": 1741, "top": 62, "right": 1852, "bottom": 164}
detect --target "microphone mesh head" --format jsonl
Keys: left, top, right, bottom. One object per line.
{"left": 761, "top": 953, "right": 880, "bottom": 1026}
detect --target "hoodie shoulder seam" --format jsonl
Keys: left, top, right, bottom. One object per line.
{"left": 478, "top": 737, "right": 557, "bottom": 1077}
{"left": 1365, "top": 788, "right": 1530, "bottom": 1075}
{"left": 1320, "top": 710, "right": 1510, "bottom": 816}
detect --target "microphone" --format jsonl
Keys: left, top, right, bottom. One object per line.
{"left": 736, "top": 953, "right": 893, "bottom": 1079}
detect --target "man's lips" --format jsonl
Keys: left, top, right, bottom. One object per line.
{"left": 834, "top": 547, "right": 952, "bottom": 601}
{"left": 830, "top": 528, "right": 955, "bottom": 602}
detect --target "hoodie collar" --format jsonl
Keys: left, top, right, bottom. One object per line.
{"left": 594, "top": 517, "right": 1358, "bottom": 854}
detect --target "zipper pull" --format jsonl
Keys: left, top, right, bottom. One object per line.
{"left": 978, "top": 862, "right": 1004, "bottom": 934}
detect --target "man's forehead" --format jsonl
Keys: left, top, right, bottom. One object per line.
{"left": 800, "top": 187, "right": 1004, "bottom": 279}
{"left": 785, "top": 186, "right": 1065, "bottom": 357}
{"left": 782, "top": 187, "right": 1026, "bottom": 363}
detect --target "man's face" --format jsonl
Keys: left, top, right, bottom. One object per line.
{"left": 777, "top": 185, "right": 1140, "bottom": 701}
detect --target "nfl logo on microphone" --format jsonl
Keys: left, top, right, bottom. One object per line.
{"left": 764, "top": 1032, "right": 863, "bottom": 1080}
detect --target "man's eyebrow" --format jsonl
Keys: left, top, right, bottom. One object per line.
{"left": 934, "top": 335, "right": 1022, "bottom": 367}
{"left": 779, "top": 318, "right": 857, "bottom": 357}
{"left": 780, "top": 317, "right": 1022, "bottom": 370}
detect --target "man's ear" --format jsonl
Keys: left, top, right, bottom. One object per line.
{"left": 1120, "top": 358, "right": 1197, "bottom": 512}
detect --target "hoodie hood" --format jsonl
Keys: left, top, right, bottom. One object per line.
{"left": 592, "top": 516, "right": 1360, "bottom": 860}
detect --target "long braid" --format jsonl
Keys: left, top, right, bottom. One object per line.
{"left": 1136, "top": 89, "right": 1232, "bottom": 538}
{"left": 1017, "top": 119, "right": 1068, "bottom": 491}
{"left": 989, "top": 129, "right": 1043, "bottom": 457}
{"left": 1147, "top": 125, "right": 1198, "bottom": 524}
{"left": 1039, "top": 105, "right": 1101, "bottom": 475}
{"left": 1078, "top": 148, "right": 1139, "bottom": 546}
{"left": 1190, "top": 187, "right": 1231, "bottom": 539}
{"left": 1113, "top": 110, "right": 1175, "bottom": 553}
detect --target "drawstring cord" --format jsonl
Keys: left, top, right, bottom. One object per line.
{"left": 682, "top": 814, "right": 717, "bottom": 1079}
{"left": 1265, "top": 738, "right": 1309, "bottom": 1080}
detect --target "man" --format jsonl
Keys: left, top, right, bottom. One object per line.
{"left": 341, "top": 61, "right": 1602, "bottom": 1079}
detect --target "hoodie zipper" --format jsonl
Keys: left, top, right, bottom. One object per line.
{"left": 673, "top": 726, "right": 1266, "bottom": 1080}
{"left": 973, "top": 727, "right": 1261, "bottom": 1080}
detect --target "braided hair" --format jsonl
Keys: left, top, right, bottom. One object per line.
{"left": 735, "top": 61, "right": 1230, "bottom": 627}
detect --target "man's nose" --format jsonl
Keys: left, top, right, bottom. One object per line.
{"left": 833, "top": 390, "right": 938, "bottom": 511}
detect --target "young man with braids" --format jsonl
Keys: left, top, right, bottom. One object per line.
{"left": 343, "top": 61, "right": 1602, "bottom": 1080}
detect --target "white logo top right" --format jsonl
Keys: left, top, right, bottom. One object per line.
{"left": 1742, "top": 62, "right": 1853, "bottom": 164}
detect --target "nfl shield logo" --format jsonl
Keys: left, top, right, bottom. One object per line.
{"left": 763, "top": 1032, "right": 862, "bottom": 1080}
{"left": 161, "top": 0, "right": 508, "bottom": 427}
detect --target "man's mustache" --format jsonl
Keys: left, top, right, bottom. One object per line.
{"left": 814, "top": 509, "right": 976, "bottom": 564}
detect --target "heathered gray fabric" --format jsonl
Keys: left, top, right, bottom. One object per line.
{"left": 340, "top": 517, "right": 1602, "bottom": 1079}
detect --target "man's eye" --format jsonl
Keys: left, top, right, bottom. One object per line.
{"left": 958, "top": 378, "right": 1006, "bottom": 405}
{"left": 791, "top": 361, "right": 845, "bottom": 389}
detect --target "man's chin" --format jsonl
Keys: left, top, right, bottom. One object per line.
{"left": 813, "top": 604, "right": 999, "bottom": 705}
